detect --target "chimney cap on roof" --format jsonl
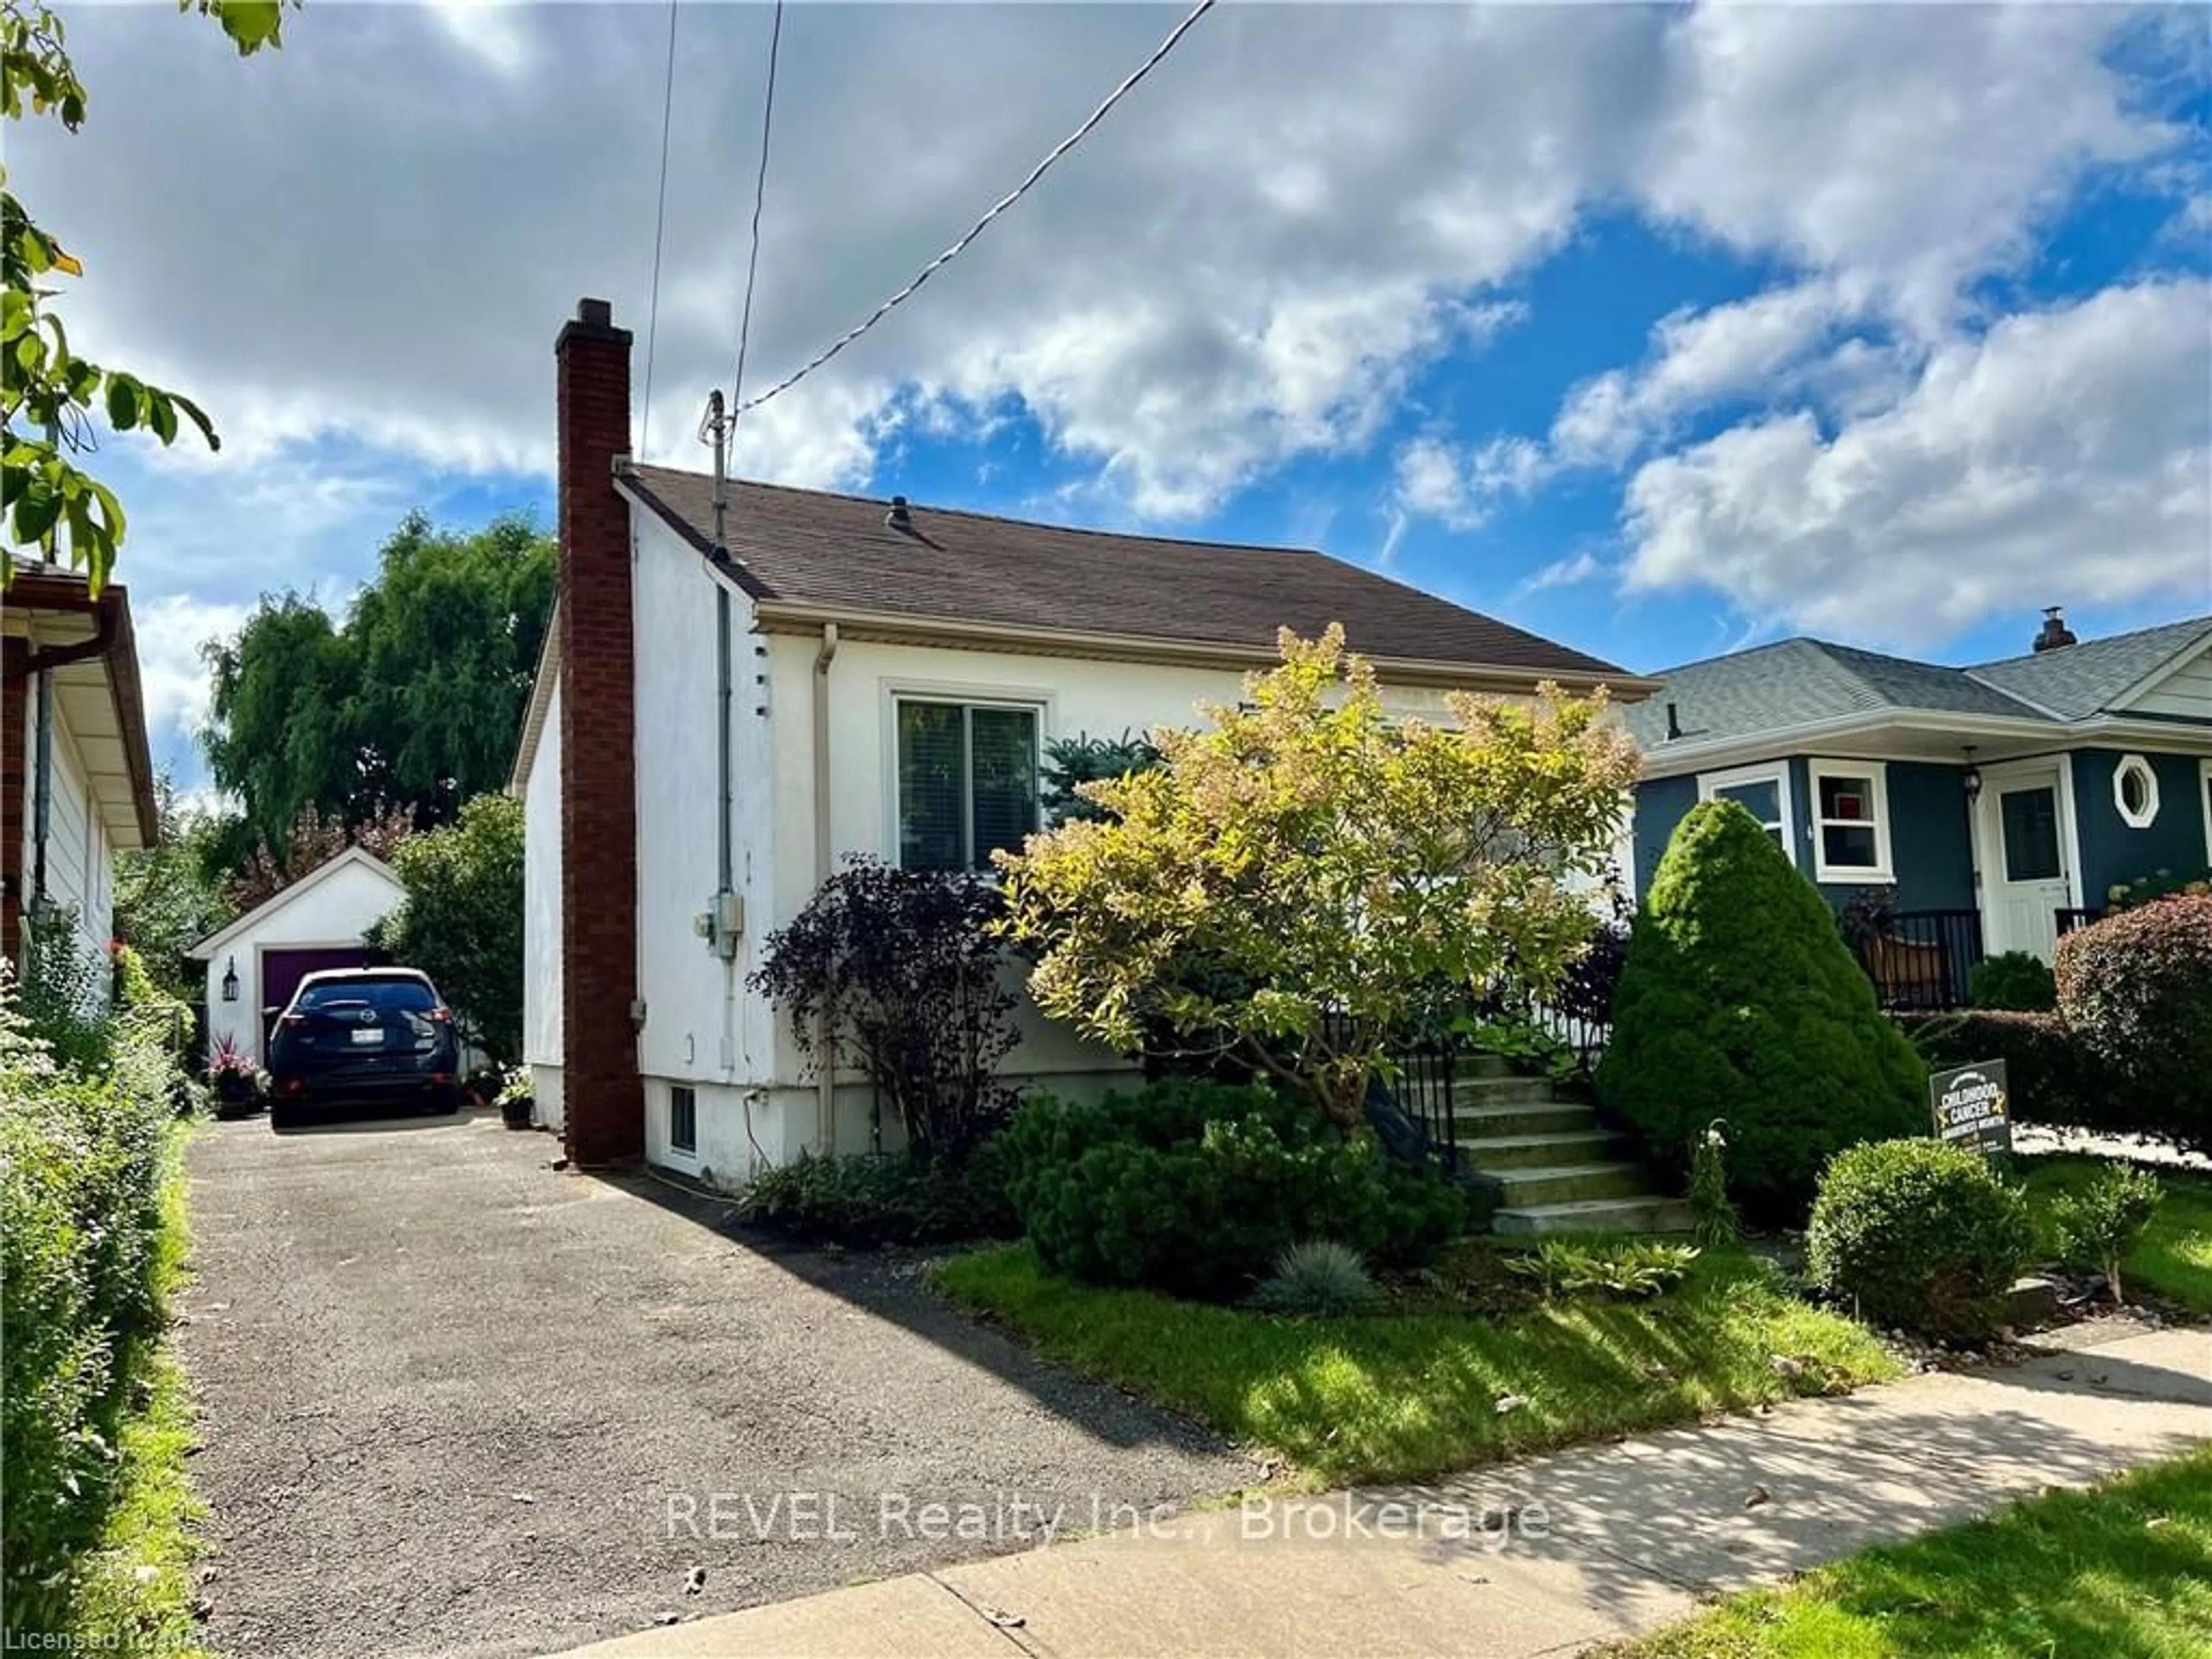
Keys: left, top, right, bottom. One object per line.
{"left": 577, "top": 297, "right": 613, "bottom": 328}
{"left": 885, "top": 495, "right": 913, "bottom": 532}
{"left": 2032, "top": 605, "right": 2078, "bottom": 654}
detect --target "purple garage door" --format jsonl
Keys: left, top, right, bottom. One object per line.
{"left": 262, "top": 947, "right": 381, "bottom": 1050}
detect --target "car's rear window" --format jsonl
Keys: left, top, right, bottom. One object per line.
{"left": 297, "top": 979, "right": 438, "bottom": 1014}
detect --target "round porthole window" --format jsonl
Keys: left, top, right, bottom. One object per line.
{"left": 2113, "top": 753, "right": 2160, "bottom": 829}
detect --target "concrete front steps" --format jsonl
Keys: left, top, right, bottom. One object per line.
{"left": 1448, "top": 1058, "right": 1694, "bottom": 1237}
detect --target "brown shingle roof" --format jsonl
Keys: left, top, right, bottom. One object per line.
{"left": 621, "top": 464, "right": 1633, "bottom": 681}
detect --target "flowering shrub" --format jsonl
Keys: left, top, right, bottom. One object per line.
{"left": 207, "top": 1032, "right": 257, "bottom": 1084}
{"left": 1000, "top": 627, "right": 1638, "bottom": 1130}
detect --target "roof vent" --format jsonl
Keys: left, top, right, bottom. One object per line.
{"left": 2033, "top": 605, "right": 2078, "bottom": 654}
{"left": 1664, "top": 700, "right": 1683, "bottom": 741}
{"left": 885, "top": 495, "right": 913, "bottom": 533}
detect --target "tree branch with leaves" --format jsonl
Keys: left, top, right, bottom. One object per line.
{"left": 2, "top": 0, "right": 290, "bottom": 588}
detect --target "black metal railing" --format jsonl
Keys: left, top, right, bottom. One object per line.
{"left": 2055, "top": 907, "right": 2104, "bottom": 937}
{"left": 1849, "top": 908, "right": 1984, "bottom": 1010}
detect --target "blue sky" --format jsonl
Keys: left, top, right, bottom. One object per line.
{"left": 11, "top": 4, "right": 2211, "bottom": 793}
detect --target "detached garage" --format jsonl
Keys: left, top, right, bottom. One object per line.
{"left": 192, "top": 847, "right": 407, "bottom": 1064}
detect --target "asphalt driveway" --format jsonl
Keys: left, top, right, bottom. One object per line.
{"left": 176, "top": 1110, "right": 1249, "bottom": 1659}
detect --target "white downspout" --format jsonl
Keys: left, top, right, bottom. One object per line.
{"left": 812, "top": 621, "right": 839, "bottom": 1152}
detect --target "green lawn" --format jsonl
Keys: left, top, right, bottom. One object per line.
{"left": 2020, "top": 1155, "right": 2212, "bottom": 1315}
{"left": 934, "top": 1244, "right": 1896, "bottom": 1486}
{"left": 1607, "top": 1446, "right": 2212, "bottom": 1659}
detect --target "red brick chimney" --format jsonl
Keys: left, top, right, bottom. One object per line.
{"left": 555, "top": 297, "right": 644, "bottom": 1165}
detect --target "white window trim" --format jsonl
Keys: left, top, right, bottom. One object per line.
{"left": 1806, "top": 757, "right": 1895, "bottom": 884}
{"left": 882, "top": 681, "right": 1051, "bottom": 872}
{"left": 1697, "top": 761, "right": 1795, "bottom": 855}
{"left": 665, "top": 1082, "right": 700, "bottom": 1163}
{"left": 2200, "top": 759, "right": 2211, "bottom": 862}
{"left": 2112, "top": 752, "right": 2161, "bottom": 830}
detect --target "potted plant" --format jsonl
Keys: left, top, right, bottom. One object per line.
{"left": 207, "top": 1035, "right": 262, "bottom": 1118}
{"left": 493, "top": 1066, "right": 535, "bottom": 1131}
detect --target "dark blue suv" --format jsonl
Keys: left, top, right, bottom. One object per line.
{"left": 267, "top": 968, "right": 463, "bottom": 1130}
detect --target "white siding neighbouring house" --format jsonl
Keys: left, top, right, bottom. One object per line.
{"left": 3, "top": 563, "right": 159, "bottom": 986}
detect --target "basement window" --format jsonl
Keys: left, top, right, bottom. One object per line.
{"left": 895, "top": 699, "right": 1040, "bottom": 871}
{"left": 669, "top": 1085, "right": 697, "bottom": 1156}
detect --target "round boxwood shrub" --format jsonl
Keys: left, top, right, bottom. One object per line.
{"left": 1968, "top": 950, "right": 2057, "bottom": 1013}
{"left": 1002, "top": 1080, "right": 1464, "bottom": 1301}
{"left": 2055, "top": 895, "right": 2212, "bottom": 1153}
{"left": 1805, "top": 1139, "right": 2032, "bottom": 1340}
{"left": 1597, "top": 801, "right": 1927, "bottom": 1224}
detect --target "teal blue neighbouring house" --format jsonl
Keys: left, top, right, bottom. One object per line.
{"left": 1626, "top": 608, "right": 2212, "bottom": 1006}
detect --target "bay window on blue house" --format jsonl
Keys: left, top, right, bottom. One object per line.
{"left": 1627, "top": 608, "right": 2212, "bottom": 1009}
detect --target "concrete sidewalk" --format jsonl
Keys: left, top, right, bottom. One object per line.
{"left": 554, "top": 1323, "right": 2211, "bottom": 1659}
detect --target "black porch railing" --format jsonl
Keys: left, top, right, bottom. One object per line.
{"left": 1849, "top": 908, "right": 1984, "bottom": 1011}
{"left": 2055, "top": 907, "right": 2104, "bottom": 937}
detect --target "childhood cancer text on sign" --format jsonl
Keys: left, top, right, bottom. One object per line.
{"left": 1930, "top": 1058, "right": 2012, "bottom": 1164}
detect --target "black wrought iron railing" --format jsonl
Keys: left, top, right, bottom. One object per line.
{"left": 2055, "top": 907, "right": 2104, "bottom": 937}
{"left": 1849, "top": 908, "right": 1983, "bottom": 1011}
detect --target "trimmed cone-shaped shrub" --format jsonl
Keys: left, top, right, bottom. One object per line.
{"left": 2055, "top": 895, "right": 2212, "bottom": 1153}
{"left": 1597, "top": 800, "right": 1926, "bottom": 1224}
{"left": 1806, "top": 1138, "right": 2032, "bottom": 1340}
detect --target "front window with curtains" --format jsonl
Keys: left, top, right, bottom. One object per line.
{"left": 895, "top": 699, "right": 1041, "bottom": 871}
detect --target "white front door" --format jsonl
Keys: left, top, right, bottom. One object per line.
{"left": 1976, "top": 762, "right": 2074, "bottom": 961}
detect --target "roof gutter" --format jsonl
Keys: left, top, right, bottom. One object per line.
{"left": 6, "top": 575, "right": 160, "bottom": 849}
{"left": 749, "top": 601, "right": 1661, "bottom": 699}
{"left": 1637, "top": 706, "right": 2212, "bottom": 778}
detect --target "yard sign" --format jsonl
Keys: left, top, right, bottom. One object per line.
{"left": 1930, "top": 1059, "right": 2012, "bottom": 1168}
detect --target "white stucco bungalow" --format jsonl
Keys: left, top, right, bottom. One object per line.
{"left": 514, "top": 297, "right": 1658, "bottom": 1184}
{"left": 189, "top": 846, "right": 406, "bottom": 1063}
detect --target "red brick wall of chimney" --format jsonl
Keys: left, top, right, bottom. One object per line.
{"left": 554, "top": 298, "right": 645, "bottom": 1165}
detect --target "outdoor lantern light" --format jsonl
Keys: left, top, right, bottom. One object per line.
{"left": 1961, "top": 747, "right": 1982, "bottom": 805}
{"left": 221, "top": 957, "right": 240, "bottom": 1003}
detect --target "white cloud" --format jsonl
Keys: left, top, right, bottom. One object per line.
{"left": 1551, "top": 280, "right": 1859, "bottom": 468}
{"left": 1393, "top": 435, "right": 1472, "bottom": 526}
{"left": 133, "top": 593, "right": 250, "bottom": 751}
{"left": 1634, "top": 5, "right": 2167, "bottom": 334}
{"left": 1620, "top": 279, "right": 2212, "bottom": 643}
{"left": 1517, "top": 551, "right": 1606, "bottom": 597}
{"left": 8, "top": 0, "right": 2202, "bottom": 662}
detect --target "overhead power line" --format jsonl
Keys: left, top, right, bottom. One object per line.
{"left": 733, "top": 0, "right": 1220, "bottom": 419}
{"left": 637, "top": 0, "right": 683, "bottom": 460}
{"left": 726, "top": 0, "right": 786, "bottom": 454}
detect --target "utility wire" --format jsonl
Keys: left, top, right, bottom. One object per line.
{"left": 724, "top": 0, "right": 786, "bottom": 462}
{"left": 637, "top": 0, "right": 682, "bottom": 460}
{"left": 734, "top": 0, "right": 1219, "bottom": 418}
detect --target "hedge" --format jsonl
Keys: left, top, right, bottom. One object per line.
{"left": 1895, "top": 1009, "right": 2096, "bottom": 1126}
{"left": 1, "top": 960, "right": 189, "bottom": 1640}
{"left": 1001, "top": 1080, "right": 1465, "bottom": 1300}
{"left": 2056, "top": 895, "right": 2212, "bottom": 1154}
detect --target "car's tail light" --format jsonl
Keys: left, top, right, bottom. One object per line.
{"left": 433, "top": 1072, "right": 453, "bottom": 1084}
{"left": 426, "top": 1007, "right": 452, "bottom": 1024}
{"left": 281, "top": 1013, "right": 306, "bottom": 1028}
{"left": 285, "top": 1077, "right": 304, "bottom": 1095}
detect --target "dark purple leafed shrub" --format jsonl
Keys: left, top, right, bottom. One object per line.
{"left": 2054, "top": 896, "right": 2212, "bottom": 1153}
{"left": 751, "top": 857, "right": 1018, "bottom": 1164}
